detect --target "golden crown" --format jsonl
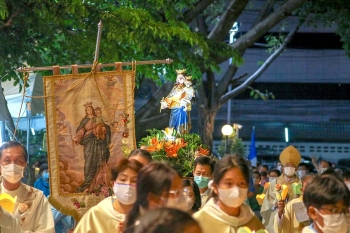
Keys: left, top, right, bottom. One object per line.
{"left": 83, "top": 102, "right": 92, "bottom": 108}
{"left": 176, "top": 69, "right": 186, "bottom": 74}
{"left": 95, "top": 106, "right": 102, "bottom": 111}
{"left": 185, "top": 76, "right": 192, "bottom": 81}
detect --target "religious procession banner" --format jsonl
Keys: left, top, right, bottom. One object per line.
{"left": 44, "top": 67, "right": 136, "bottom": 221}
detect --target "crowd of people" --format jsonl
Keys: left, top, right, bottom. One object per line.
{"left": 0, "top": 141, "right": 350, "bottom": 233}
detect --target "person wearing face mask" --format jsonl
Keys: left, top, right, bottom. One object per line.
{"left": 182, "top": 179, "right": 201, "bottom": 214}
{"left": 260, "top": 145, "right": 301, "bottom": 233}
{"left": 192, "top": 156, "right": 216, "bottom": 207}
{"left": 302, "top": 174, "right": 350, "bottom": 233}
{"left": 0, "top": 141, "right": 55, "bottom": 232}
{"left": 297, "top": 163, "right": 308, "bottom": 179}
{"left": 317, "top": 159, "right": 330, "bottom": 174}
{"left": 193, "top": 155, "right": 264, "bottom": 233}
{"left": 274, "top": 174, "right": 315, "bottom": 233}
{"left": 34, "top": 164, "right": 50, "bottom": 197}
{"left": 125, "top": 162, "right": 185, "bottom": 229}
{"left": 74, "top": 158, "right": 143, "bottom": 233}
{"left": 248, "top": 172, "right": 264, "bottom": 219}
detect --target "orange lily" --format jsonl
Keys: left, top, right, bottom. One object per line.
{"left": 198, "top": 147, "right": 210, "bottom": 156}
{"left": 164, "top": 138, "right": 187, "bottom": 158}
{"left": 146, "top": 137, "right": 164, "bottom": 152}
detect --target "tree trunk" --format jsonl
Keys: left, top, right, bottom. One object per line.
{"left": 197, "top": 106, "right": 217, "bottom": 150}
{"left": 0, "top": 82, "right": 15, "bottom": 139}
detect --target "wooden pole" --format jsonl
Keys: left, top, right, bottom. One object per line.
{"left": 94, "top": 21, "right": 102, "bottom": 62}
{"left": 16, "top": 59, "right": 173, "bottom": 72}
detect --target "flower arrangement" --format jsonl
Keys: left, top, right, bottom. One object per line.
{"left": 274, "top": 183, "right": 288, "bottom": 202}
{"left": 139, "top": 128, "right": 211, "bottom": 177}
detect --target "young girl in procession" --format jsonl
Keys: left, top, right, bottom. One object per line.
{"left": 182, "top": 179, "right": 202, "bottom": 214}
{"left": 73, "top": 158, "right": 143, "bottom": 233}
{"left": 124, "top": 162, "right": 186, "bottom": 229}
{"left": 302, "top": 174, "right": 350, "bottom": 233}
{"left": 193, "top": 155, "right": 264, "bottom": 233}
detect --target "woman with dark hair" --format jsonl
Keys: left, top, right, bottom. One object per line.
{"left": 128, "top": 149, "right": 152, "bottom": 166}
{"left": 125, "top": 162, "right": 185, "bottom": 228}
{"left": 182, "top": 179, "right": 201, "bottom": 213}
{"left": 193, "top": 155, "right": 264, "bottom": 233}
{"left": 34, "top": 164, "right": 50, "bottom": 197}
{"left": 302, "top": 174, "right": 350, "bottom": 233}
{"left": 74, "top": 158, "right": 143, "bottom": 233}
{"left": 124, "top": 208, "right": 202, "bottom": 233}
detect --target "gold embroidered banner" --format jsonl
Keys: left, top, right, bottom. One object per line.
{"left": 45, "top": 70, "right": 136, "bottom": 221}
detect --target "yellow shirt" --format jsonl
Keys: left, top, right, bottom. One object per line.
{"left": 260, "top": 174, "right": 300, "bottom": 233}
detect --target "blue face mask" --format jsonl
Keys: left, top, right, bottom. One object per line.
{"left": 43, "top": 171, "right": 49, "bottom": 181}
{"left": 194, "top": 176, "right": 210, "bottom": 189}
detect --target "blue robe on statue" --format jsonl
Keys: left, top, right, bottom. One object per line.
{"left": 169, "top": 106, "right": 188, "bottom": 133}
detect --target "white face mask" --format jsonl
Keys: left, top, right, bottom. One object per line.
{"left": 284, "top": 167, "right": 296, "bottom": 176}
{"left": 218, "top": 186, "right": 248, "bottom": 208}
{"left": 113, "top": 183, "right": 136, "bottom": 205}
{"left": 315, "top": 208, "right": 350, "bottom": 233}
{"left": 277, "top": 165, "right": 282, "bottom": 171}
{"left": 320, "top": 167, "right": 328, "bottom": 173}
{"left": 1, "top": 164, "right": 24, "bottom": 184}
{"left": 185, "top": 196, "right": 194, "bottom": 211}
{"left": 164, "top": 192, "right": 187, "bottom": 211}
{"left": 297, "top": 170, "right": 307, "bottom": 178}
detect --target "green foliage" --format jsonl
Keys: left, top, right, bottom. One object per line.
{"left": 139, "top": 128, "right": 211, "bottom": 177}
{"left": 0, "top": 0, "right": 242, "bottom": 87}
{"left": 248, "top": 86, "right": 275, "bottom": 100}
{"left": 217, "top": 130, "right": 245, "bottom": 158}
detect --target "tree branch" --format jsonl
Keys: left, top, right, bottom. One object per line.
{"left": 219, "top": 24, "right": 300, "bottom": 105}
{"left": 183, "top": 0, "right": 215, "bottom": 24}
{"left": 232, "top": 0, "right": 306, "bottom": 53}
{"left": 208, "top": 0, "right": 249, "bottom": 41}
{"left": 216, "top": 64, "right": 238, "bottom": 97}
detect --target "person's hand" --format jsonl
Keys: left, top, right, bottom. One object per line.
{"left": 117, "top": 222, "right": 124, "bottom": 233}
{"left": 277, "top": 200, "right": 285, "bottom": 218}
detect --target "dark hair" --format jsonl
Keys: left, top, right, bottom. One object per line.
{"left": 260, "top": 171, "right": 267, "bottom": 177}
{"left": 269, "top": 169, "right": 281, "bottom": 177}
{"left": 303, "top": 174, "right": 350, "bottom": 210}
{"left": 124, "top": 208, "right": 200, "bottom": 233}
{"left": 298, "top": 162, "right": 308, "bottom": 169}
{"left": 343, "top": 170, "right": 350, "bottom": 180}
{"left": 111, "top": 158, "right": 143, "bottom": 181}
{"left": 208, "top": 155, "right": 250, "bottom": 201}
{"left": 182, "top": 179, "right": 201, "bottom": 211}
{"left": 125, "top": 162, "right": 180, "bottom": 228}
{"left": 128, "top": 149, "right": 153, "bottom": 163}
{"left": 252, "top": 171, "right": 261, "bottom": 179}
{"left": 0, "top": 141, "right": 28, "bottom": 162}
{"left": 193, "top": 156, "right": 215, "bottom": 174}
{"left": 262, "top": 164, "right": 269, "bottom": 170}
{"left": 39, "top": 164, "right": 48, "bottom": 175}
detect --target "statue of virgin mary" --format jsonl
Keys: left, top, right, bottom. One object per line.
{"left": 160, "top": 69, "right": 195, "bottom": 134}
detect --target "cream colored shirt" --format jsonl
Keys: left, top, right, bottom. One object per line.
{"left": 193, "top": 198, "right": 264, "bottom": 233}
{"left": 74, "top": 196, "right": 125, "bottom": 233}
{"left": 0, "top": 180, "right": 55, "bottom": 233}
